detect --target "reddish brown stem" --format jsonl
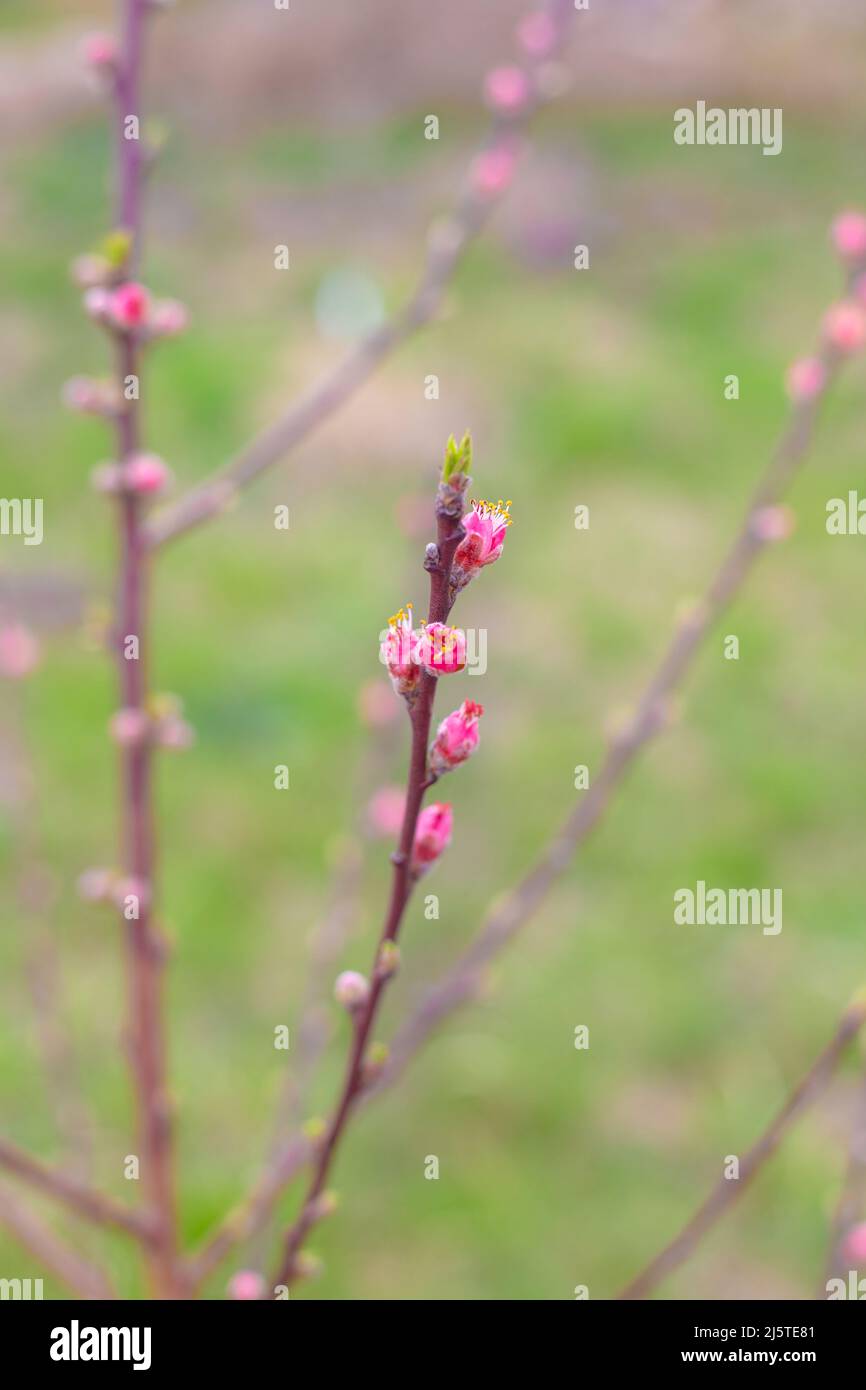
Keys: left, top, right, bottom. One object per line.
{"left": 0, "top": 1136, "right": 153, "bottom": 1243}
{"left": 270, "top": 480, "right": 466, "bottom": 1290}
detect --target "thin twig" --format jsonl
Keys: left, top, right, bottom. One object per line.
{"left": 0, "top": 1136, "right": 153, "bottom": 1243}
{"left": 0, "top": 1182, "right": 117, "bottom": 1301}
{"left": 618, "top": 996, "right": 866, "bottom": 1300}
{"left": 270, "top": 472, "right": 470, "bottom": 1290}
{"left": 109, "top": 0, "right": 180, "bottom": 1296}
{"left": 145, "top": 0, "right": 575, "bottom": 550}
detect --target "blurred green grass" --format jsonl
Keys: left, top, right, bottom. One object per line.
{"left": 1, "top": 32, "right": 866, "bottom": 1301}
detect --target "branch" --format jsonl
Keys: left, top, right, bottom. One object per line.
{"left": 0, "top": 1137, "right": 153, "bottom": 1243}
{"left": 145, "top": 0, "right": 575, "bottom": 550}
{"left": 269, "top": 469, "right": 470, "bottom": 1290}
{"left": 617, "top": 995, "right": 866, "bottom": 1300}
{"left": 0, "top": 1182, "right": 116, "bottom": 1301}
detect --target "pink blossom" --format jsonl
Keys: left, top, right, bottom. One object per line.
{"left": 415, "top": 622, "right": 466, "bottom": 677}
{"left": 110, "top": 282, "right": 151, "bottom": 330}
{"left": 517, "top": 11, "right": 557, "bottom": 58}
{"left": 150, "top": 299, "right": 188, "bottom": 337}
{"left": 843, "top": 1222, "right": 866, "bottom": 1264}
{"left": 0, "top": 624, "right": 40, "bottom": 679}
{"left": 380, "top": 605, "right": 421, "bottom": 698}
{"left": 227, "top": 1270, "right": 265, "bottom": 1301}
{"left": 123, "top": 453, "right": 171, "bottom": 495}
{"left": 84, "top": 286, "right": 112, "bottom": 321}
{"left": 83, "top": 33, "right": 116, "bottom": 69}
{"left": 484, "top": 66, "right": 531, "bottom": 116}
{"left": 412, "top": 802, "right": 453, "bottom": 870}
{"left": 452, "top": 498, "right": 512, "bottom": 591}
{"left": 751, "top": 505, "right": 795, "bottom": 543}
{"left": 109, "top": 707, "right": 150, "bottom": 747}
{"left": 823, "top": 301, "right": 866, "bottom": 355}
{"left": 334, "top": 970, "right": 370, "bottom": 1011}
{"left": 785, "top": 356, "right": 826, "bottom": 402}
{"left": 366, "top": 786, "right": 405, "bottom": 838}
{"left": 472, "top": 141, "right": 519, "bottom": 199}
{"left": 430, "top": 700, "right": 484, "bottom": 775}
{"left": 831, "top": 211, "right": 866, "bottom": 261}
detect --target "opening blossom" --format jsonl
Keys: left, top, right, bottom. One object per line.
{"left": 412, "top": 803, "right": 453, "bottom": 873}
{"left": 381, "top": 604, "right": 421, "bottom": 699}
{"left": 451, "top": 497, "right": 512, "bottom": 592}
{"left": 110, "top": 282, "right": 152, "bottom": 330}
{"left": 430, "top": 700, "right": 484, "bottom": 775}
{"left": 415, "top": 622, "right": 466, "bottom": 677}
{"left": 831, "top": 211, "right": 866, "bottom": 261}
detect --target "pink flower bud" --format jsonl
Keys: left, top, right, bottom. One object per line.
{"left": 831, "top": 211, "right": 866, "bottom": 261}
{"left": 83, "top": 33, "right": 117, "bottom": 69}
{"left": 227, "top": 1270, "right": 265, "bottom": 1301}
{"left": 471, "top": 140, "right": 520, "bottom": 199}
{"left": 415, "top": 622, "right": 466, "bottom": 677}
{"left": 109, "top": 707, "right": 150, "bottom": 747}
{"left": 452, "top": 498, "right": 512, "bottom": 591}
{"left": 412, "top": 802, "right": 453, "bottom": 871}
{"left": 843, "top": 1221, "right": 866, "bottom": 1265}
{"left": 150, "top": 299, "right": 188, "bottom": 337}
{"left": 366, "top": 786, "right": 405, "bottom": 838}
{"left": 83, "top": 286, "right": 112, "bottom": 321}
{"left": 0, "top": 624, "right": 39, "bottom": 679}
{"left": 123, "top": 452, "right": 171, "bottom": 495}
{"left": 334, "top": 970, "right": 370, "bottom": 1011}
{"left": 517, "top": 11, "right": 557, "bottom": 58}
{"left": 785, "top": 356, "right": 826, "bottom": 402}
{"left": 380, "top": 604, "right": 421, "bottom": 698}
{"left": 71, "top": 254, "right": 111, "bottom": 288}
{"left": 430, "top": 700, "right": 484, "bottom": 775}
{"left": 751, "top": 505, "right": 795, "bottom": 543}
{"left": 484, "top": 66, "right": 531, "bottom": 115}
{"left": 77, "top": 867, "right": 114, "bottom": 903}
{"left": 823, "top": 301, "right": 866, "bottom": 355}
{"left": 109, "top": 281, "right": 151, "bottom": 330}
{"left": 62, "top": 376, "right": 106, "bottom": 414}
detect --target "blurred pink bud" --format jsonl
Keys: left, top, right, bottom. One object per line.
{"left": 83, "top": 286, "right": 112, "bottom": 320}
{"left": 358, "top": 678, "right": 400, "bottom": 728}
{"left": 156, "top": 718, "right": 195, "bottom": 750}
{"left": 415, "top": 622, "right": 466, "bottom": 676}
{"left": 113, "top": 875, "right": 150, "bottom": 912}
{"left": 823, "top": 301, "right": 866, "bottom": 355}
{"left": 517, "top": 11, "right": 557, "bottom": 58}
{"left": 83, "top": 33, "right": 117, "bottom": 69}
{"left": 123, "top": 453, "right": 171, "bottom": 495}
{"left": 366, "top": 786, "right": 405, "bottom": 837}
{"left": 843, "top": 1222, "right": 866, "bottom": 1264}
{"left": 62, "top": 376, "right": 105, "bottom": 414}
{"left": 785, "top": 356, "right": 826, "bottom": 402}
{"left": 77, "top": 867, "right": 114, "bottom": 903}
{"left": 751, "top": 505, "right": 795, "bottom": 543}
{"left": 0, "top": 624, "right": 40, "bottom": 679}
{"left": 831, "top": 211, "right": 866, "bottom": 261}
{"left": 412, "top": 802, "right": 453, "bottom": 870}
{"left": 472, "top": 141, "right": 519, "bottom": 199}
{"left": 71, "top": 254, "right": 111, "bottom": 288}
{"left": 227, "top": 1270, "right": 265, "bottom": 1301}
{"left": 91, "top": 463, "right": 123, "bottom": 494}
{"left": 150, "top": 299, "right": 188, "bottom": 337}
{"left": 484, "top": 66, "right": 531, "bottom": 115}
{"left": 109, "top": 707, "right": 150, "bottom": 747}
{"left": 334, "top": 970, "right": 370, "bottom": 1011}
{"left": 110, "top": 282, "right": 151, "bottom": 330}
{"left": 430, "top": 700, "right": 484, "bottom": 775}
